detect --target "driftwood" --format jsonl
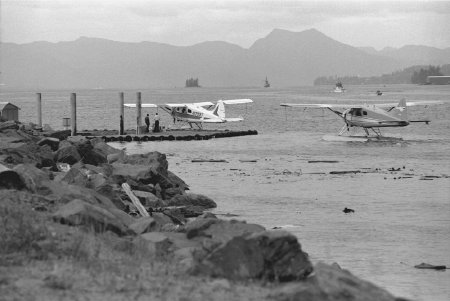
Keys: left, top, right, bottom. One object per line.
{"left": 191, "top": 159, "right": 228, "bottom": 163}
{"left": 414, "top": 263, "right": 447, "bottom": 270}
{"left": 330, "top": 170, "right": 361, "bottom": 175}
{"left": 122, "top": 183, "right": 149, "bottom": 217}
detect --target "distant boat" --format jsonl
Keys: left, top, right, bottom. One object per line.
{"left": 334, "top": 81, "right": 345, "bottom": 93}
{"left": 186, "top": 77, "right": 200, "bottom": 88}
{"left": 264, "top": 77, "right": 270, "bottom": 88}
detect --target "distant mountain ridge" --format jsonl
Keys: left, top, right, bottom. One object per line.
{"left": 1, "top": 28, "right": 449, "bottom": 89}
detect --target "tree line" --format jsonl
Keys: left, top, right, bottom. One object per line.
{"left": 314, "top": 64, "right": 449, "bottom": 85}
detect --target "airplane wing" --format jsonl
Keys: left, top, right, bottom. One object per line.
{"left": 192, "top": 102, "right": 215, "bottom": 107}
{"left": 124, "top": 103, "right": 158, "bottom": 108}
{"left": 280, "top": 100, "right": 444, "bottom": 109}
{"left": 163, "top": 102, "right": 214, "bottom": 108}
{"left": 280, "top": 103, "right": 362, "bottom": 109}
{"left": 221, "top": 99, "right": 253, "bottom": 105}
{"left": 224, "top": 117, "right": 244, "bottom": 122}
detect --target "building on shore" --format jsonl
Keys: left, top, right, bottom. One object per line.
{"left": 0, "top": 102, "right": 20, "bottom": 121}
{"left": 427, "top": 76, "right": 450, "bottom": 85}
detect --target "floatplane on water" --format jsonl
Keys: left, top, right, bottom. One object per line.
{"left": 125, "top": 99, "right": 253, "bottom": 129}
{"left": 281, "top": 98, "right": 443, "bottom": 141}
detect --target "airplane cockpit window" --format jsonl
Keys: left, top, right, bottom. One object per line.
{"left": 354, "top": 108, "right": 362, "bottom": 116}
{"left": 363, "top": 111, "right": 367, "bottom": 115}
{"left": 188, "top": 109, "right": 192, "bottom": 114}
{"left": 182, "top": 108, "right": 186, "bottom": 113}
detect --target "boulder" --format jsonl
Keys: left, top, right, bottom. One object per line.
{"left": 132, "top": 190, "right": 166, "bottom": 207}
{"left": 0, "top": 164, "right": 26, "bottom": 190}
{"left": 129, "top": 217, "right": 158, "bottom": 235}
{"left": 90, "top": 138, "right": 121, "bottom": 156}
{"left": 12, "top": 164, "right": 52, "bottom": 194}
{"left": 0, "top": 143, "right": 55, "bottom": 169}
{"left": 247, "top": 230, "right": 313, "bottom": 281}
{"left": 0, "top": 120, "right": 18, "bottom": 131}
{"left": 192, "top": 229, "right": 312, "bottom": 282}
{"left": 37, "top": 137, "right": 60, "bottom": 151}
{"left": 140, "top": 232, "right": 201, "bottom": 256}
{"left": 111, "top": 163, "right": 156, "bottom": 184}
{"left": 48, "top": 130, "right": 71, "bottom": 140}
{"left": 40, "top": 180, "right": 118, "bottom": 208}
{"left": 269, "top": 262, "right": 399, "bottom": 301}
{"left": 54, "top": 145, "right": 82, "bottom": 165}
{"left": 116, "top": 152, "right": 168, "bottom": 174}
{"left": 52, "top": 199, "right": 133, "bottom": 236}
{"left": 76, "top": 141, "right": 107, "bottom": 166}
{"left": 167, "top": 193, "right": 217, "bottom": 209}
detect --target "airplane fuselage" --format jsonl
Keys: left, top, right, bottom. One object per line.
{"left": 160, "top": 104, "right": 224, "bottom": 124}
{"left": 338, "top": 105, "right": 409, "bottom": 128}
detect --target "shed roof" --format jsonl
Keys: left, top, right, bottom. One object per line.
{"left": 0, "top": 102, "right": 20, "bottom": 111}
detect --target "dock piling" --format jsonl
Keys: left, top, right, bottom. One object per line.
{"left": 70, "top": 93, "right": 77, "bottom": 136}
{"left": 36, "top": 93, "right": 42, "bottom": 128}
{"left": 136, "top": 92, "right": 142, "bottom": 135}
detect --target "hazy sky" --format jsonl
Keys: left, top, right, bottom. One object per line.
{"left": 1, "top": 0, "right": 449, "bottom": 50}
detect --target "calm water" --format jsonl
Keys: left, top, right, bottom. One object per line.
{"left": 2, "top": 85, "right": 450, "bottom": 301}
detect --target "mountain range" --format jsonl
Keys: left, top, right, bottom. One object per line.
{"left": 1, "top": 28, "right": 449, "bottom": 89}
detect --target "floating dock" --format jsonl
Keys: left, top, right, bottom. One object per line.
{"left": 84, "top": 129, "right": 258, "bottom": 142}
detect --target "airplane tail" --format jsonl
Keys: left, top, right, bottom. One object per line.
{"left": 212, "top": 100, "right": 226, "bottom": 119}
{"left": 392, "top": 98, "right": 408, "bottom": 121}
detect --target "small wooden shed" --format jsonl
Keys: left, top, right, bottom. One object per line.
{"left": 0, "top": 102, "right": 20, "bottom": 121}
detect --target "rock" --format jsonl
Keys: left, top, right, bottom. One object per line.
{"left": 52, "top": 199, "right": 133, "bottom": 236}
{"left": 247, "top": 230, "right": 312, "bottom": 281}
{"left": 185, "top": 217, "right": 221, "bottom": 239}
{"left": 129, "top": 217, "right": 158, "bottom": 235}
{"left": 0, "top": 143, "right": 56, "bottom": 169}
{"left": 75, "top": 141, "right": 107, "bottom": 166}
{"left": 192, "top": 229, "right": 312, "bottom": 282}
{"left": 54, "top": 145, "right": 82, "bottom": 165}
{"left": 111, "top": 163, "right": 156, "bottom": 185}
{"left": 270, "top": 262, "right": 399, "bottom": 301}
{"left": 47, "top": 130, "right": 71, "bottom": 140}
{"left": 167, "top": 193, "right": 217, "bottom": 209}
{"left": 41, "top": 180, "right": 118, "bottom": 209}
{"left": 132, "top": 190, "right": 166, "bottom": 207}
{"left": 107, "top": 151, "right": 126, "bottom": 164}
{"left": 0, "top": 164, "right": 26, "bottom": 190}
{"left": 140, "top": 232, "right": 173, "bottom": 256}
{"left": 37, "top": 137, "right": 60, "bottom": 151}
{"left": 12, "top": 164, "right": 52, "bottom": 194}
{"left": 90, "top": 138, "right": 121, "bottom": 156}
{"left": 195, "top": 235, "right": 264, "bottom": 280}
{"left": 0, "top": 120, "right": 19, "bottom": 131}
{"left": 129, "top": 213, "right": 174, "bottom": 235}
{"left": 141, "top": 232, "right": 201, "bottom": 256}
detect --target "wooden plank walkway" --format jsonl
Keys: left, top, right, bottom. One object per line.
{"left": 83, "top": 129, "right": 258, "bottom": 142}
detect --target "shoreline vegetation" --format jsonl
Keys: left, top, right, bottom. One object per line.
{"left": 314, "top": 64, "right": 450, "bottom": 86}
{"left": 0, "top": 119, "right": 406, "bottom": 301}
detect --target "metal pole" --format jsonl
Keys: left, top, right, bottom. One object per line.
{"left": 136, "top": 92, "right": 142, "bottom": 135}
{"left": 36, "top": 93, "right": 42, "bottom": 128}
{"left": 119, "top": 92, "right": 124, "bottom": 135}
{"left": 70, "top": 93, "right": 77, "bottom": 136}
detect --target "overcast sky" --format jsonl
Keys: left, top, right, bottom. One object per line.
{"left": 1, "top": 0, "right": 449, "bottom": 50}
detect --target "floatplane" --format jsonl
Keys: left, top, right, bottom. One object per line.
{"left": 125, "top": 99, "right": 253, "bottom": 129}
{"left": 280, "top": 98, "right": 443, "bottom": 141}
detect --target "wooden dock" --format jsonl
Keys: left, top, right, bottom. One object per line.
{"left": 83, "top": 129, "right": 258, "bottom": 142}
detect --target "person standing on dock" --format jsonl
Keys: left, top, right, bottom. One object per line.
{"left": 145, "top": 114, "right": 150, "bottom": 133}
{"left": 153, "top": 112, "right": 160, "bottom": 132}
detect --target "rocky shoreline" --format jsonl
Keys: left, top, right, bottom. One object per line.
{"left": 0, "top": 120, "right": 408, "bottom": 301}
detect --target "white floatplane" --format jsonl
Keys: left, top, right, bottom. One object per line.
{"left": 280, "top": 98, "right": 443, "bottom": 138}
{"left": 125, "top": 99, "right": 253, "bottom": 129}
